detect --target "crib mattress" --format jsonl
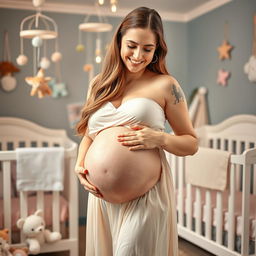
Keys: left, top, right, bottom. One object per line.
{"left": 0, "top": 193, "right": 69, "bottom": 230}
{"left": 176, "top": 187, "right": 256, "bottom": 239}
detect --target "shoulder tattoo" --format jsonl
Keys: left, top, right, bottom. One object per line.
{"left": 171, "top": 84, "right": 184, "bottom": 104}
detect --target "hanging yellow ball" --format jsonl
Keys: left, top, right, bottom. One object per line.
{"left": 76, "top": 44, "right": 85, "bottom": 52}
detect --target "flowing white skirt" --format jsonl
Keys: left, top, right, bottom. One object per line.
{"left": 85, "top": 149, "right": 178, "bottom": 256}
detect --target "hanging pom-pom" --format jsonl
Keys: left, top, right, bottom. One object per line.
{"left": 1, "top": 74, "right": 17, "bottom": 92}
{"left": 76, "top": 44, "right": 85, "bottom": 52}
{"left": 32, "top": 0, "right": 45, "bottom": 8}
{"left": 51, "top": 52, "right": 62, "bottom": 62}
{"left": 16, "top": 54, "right": 28, "bottom": 66}
{"left": 32, "top": 36, "right": 43, "bottom": 47}
{"left": 40, "top": 57, "right": 51, "bottom": 69}
{"left": 83, "top": 64, "right": 93, "bottom": 72}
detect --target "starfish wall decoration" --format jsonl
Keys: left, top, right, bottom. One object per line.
{"left": 217, "top": 40, "right": 233, "bottom": 60}
{"left": 25, "top": 68, "right": 52, "bottom": 98}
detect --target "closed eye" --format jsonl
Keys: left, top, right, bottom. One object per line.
{"left": 127, "top": 45, "right": 152, "bottom": 52}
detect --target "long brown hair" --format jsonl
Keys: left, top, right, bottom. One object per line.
{"left": 76, "top": 7, "right": 169, "bottom": 135}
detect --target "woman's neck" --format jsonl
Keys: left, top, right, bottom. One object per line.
{"left": 124, "top": 68, "right": 148, "bottom": 84}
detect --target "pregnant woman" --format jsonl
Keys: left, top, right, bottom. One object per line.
{"left": 75, "top": 7, "right": 198, "bottom": 256}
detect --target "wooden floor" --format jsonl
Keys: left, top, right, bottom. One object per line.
{"left": 40, "top": 225, "right": 214, "bottom": 256}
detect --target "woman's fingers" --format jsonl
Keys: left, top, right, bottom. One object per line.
{"left": 75, "top": 166, "right": 103, "bottom": 198}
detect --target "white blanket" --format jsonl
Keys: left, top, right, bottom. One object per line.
{"left": 185, "top": 147, "right": 231, "bottom": 191}
{"left": 16, "top": 147, "right": 64, "bottom": 191}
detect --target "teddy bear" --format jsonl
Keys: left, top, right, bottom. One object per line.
{"left": 16, "top": 210, "right": 61, "bottom": 255}
{"left": 0, "top": 229, "right": 12, "bottom": 256}
{"left": 9, "top": 248, "right": 28, "bottom": 256}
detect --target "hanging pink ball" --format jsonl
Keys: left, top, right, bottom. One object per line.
{"left": 1, "top": 75, "right": 17, "bottom": 92}
{"left": 40, "top": 57, "right": 51, "bottom": 69}
{"left": 16, "top": 54, "right": 28, "bottom": 66}
{"left": 51, "top": 52, "right": 62, "bottom": 62}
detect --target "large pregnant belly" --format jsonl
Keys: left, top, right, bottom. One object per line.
{"left": 84, "top": 126, "right": 162, "bottom": 203}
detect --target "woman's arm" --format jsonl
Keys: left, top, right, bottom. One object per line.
{"left": 159, "top": 77, "right": 198, "bottom": 156}
{"left": 75, "top": 134, "right": 93, "bottom": 169}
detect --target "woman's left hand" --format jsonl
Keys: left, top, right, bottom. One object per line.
{"left": 117, "top": 125, "right": 164, "bottom": 151}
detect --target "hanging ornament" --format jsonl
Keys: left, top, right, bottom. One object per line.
{"left": 16, "top": 54, "right": 28, "bottom": 66}
{"left": 31, "top": 36, "right": 43, "bottom": 47}
{"left": 76, "top": 44, "right": 85, "bottom": 52}
{"left": 217, "top": 22, "right": 233, "bottom": 60}
{"left": 25, "top": 68, "right": 52, "bottom": 98}
{"left": 48, "top": 79, "right": 68, "bottom": 98}
{"left": 17, "top": 0, "right": 64, "bottom": 98}
{"left": 1, "top": 73, "right": 17, "bottom": 92}
{"left": 217, "top": 69, "right": 230, "bottom": 86}
{"left": 0, "top": 30, "right": 20, "bottom": 92}
{"left": 95, "top": 37, "right": 102, "bottom": 64}
{"left": 40, "top": 57, "right": 50, "bottom": 69}
{"left": 244, "top": 14, "right": 256, "bottom": 83}
{"left": 51, "top": 51, "right": 62, "bottom": 62}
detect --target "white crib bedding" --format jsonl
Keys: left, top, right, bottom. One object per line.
{"left": 0, "top": 193, "right": 69, "bottom": 230}
{"left": 176, "top": 187, "right": 256, "bottom": 239}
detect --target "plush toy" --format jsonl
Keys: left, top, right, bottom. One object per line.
{"left": 0, "top": 229, "right": 12, "bottom": 256}
{"left": 9, "top": 248, "right": 28, "bottom": 256}
{"left": 48, "top": 79, "right": 68, "bottom": 98}
{"left": 25, "top": 68, "right": 52, "bottom": 98}
{"left": 16, "top": 210, "right": 61, "bottom": 255}
{"left": 244, "top": 55, "right": 256, "bottom": 82}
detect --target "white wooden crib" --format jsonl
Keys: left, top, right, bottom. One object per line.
{"left": 166, "top": 114, "right": 256, "bottom": 256}
{"left": 0, "top": 117, "right": 78, "bottom": 255}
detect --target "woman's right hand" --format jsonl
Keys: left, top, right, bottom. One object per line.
{"left": 75, "top": 166, "right": 103, "bottom": 198}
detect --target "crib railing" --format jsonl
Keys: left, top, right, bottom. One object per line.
{"left": 169, "top": 143, "right": 256, "bottom": 256}
{"left": 0, "top": 144, "right": 79, "bottom": 254}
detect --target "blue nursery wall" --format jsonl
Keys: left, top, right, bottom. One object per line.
{"left": 187, "top": 0, "right": 256, "bottom": 124}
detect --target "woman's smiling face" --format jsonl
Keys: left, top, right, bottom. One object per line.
{"left": 120, "top": 28, "right": 157, "bottom": 73}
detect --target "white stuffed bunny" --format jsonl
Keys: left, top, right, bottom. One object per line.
{"left": 17, "top": 210, "right": 61, "bottom": 255}
{"left": 244, "top": 55, "right": 256, "bottom": 82}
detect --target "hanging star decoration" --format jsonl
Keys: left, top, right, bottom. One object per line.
{"left": 25, "top": 68, "right": 52, "bottom": 98}
{"left": 217, "top": 69, "right": 230, "bottom": 86}
{"left": 48, "top": 78, "right": 68, "bottom": 98}
{"left": 217, "top": 40, "right": 233, "bottom": 60}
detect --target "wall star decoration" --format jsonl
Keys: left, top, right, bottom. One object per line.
{"left": 217, "top": 40, "right": 233, "bottom": 60}
{"left": 217, "top": 69, "right": 230, "bottom": 86}
{"left": 25, "top": 68, "right": 52, "bottom": 98}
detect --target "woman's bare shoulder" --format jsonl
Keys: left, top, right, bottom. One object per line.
{"left": 151, "top": 74, "right": 180, "bottom": 91}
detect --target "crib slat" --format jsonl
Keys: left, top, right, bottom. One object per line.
{"left": 178, "top": 157, "right": 184, "bottom": 226}
{"left": 37, "top": 191, "right": 44, "bottom": 214}
{"left": 195, "top": 187, "right": 202, "bottom": 234}
{"left": 52, "top": 191, "right": 60, "bottom": 232}
{"left": 228, "top": 163, "right": 236, "bottom": 250}
{"left": 20, "top": 191, "right": 28, "bottom": 242}
{"left": 68, "top": 154, "right": 78, "bottom": 240}
{"left": 241, "top": 163, "right": 251, "bottom": 256}
{"left": 205, "top": 190, "right": 212, "bottom": 239}
{"left": 236, "top": 141, "right": 242, "bottom": 190}
{"left": 186, "top": 184, "right": 192, "bottom": 230}
{"left": 3, "top": 161, "right": 12, "bottom": 242}
{"left": 216, "top": 191, "right": 223, "bottom": 245}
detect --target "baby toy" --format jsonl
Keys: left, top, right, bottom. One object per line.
{"left": 0, "top": 229, "right": 12, "bottom": 256}
{"left": 16, "top": 210, "right": 61, "bottom": 255}
{"left": 25, "top": 68, "right": 52, "bottom": 98}
{"left": 9, "top": 248, "right": 28, "bottom": 256}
